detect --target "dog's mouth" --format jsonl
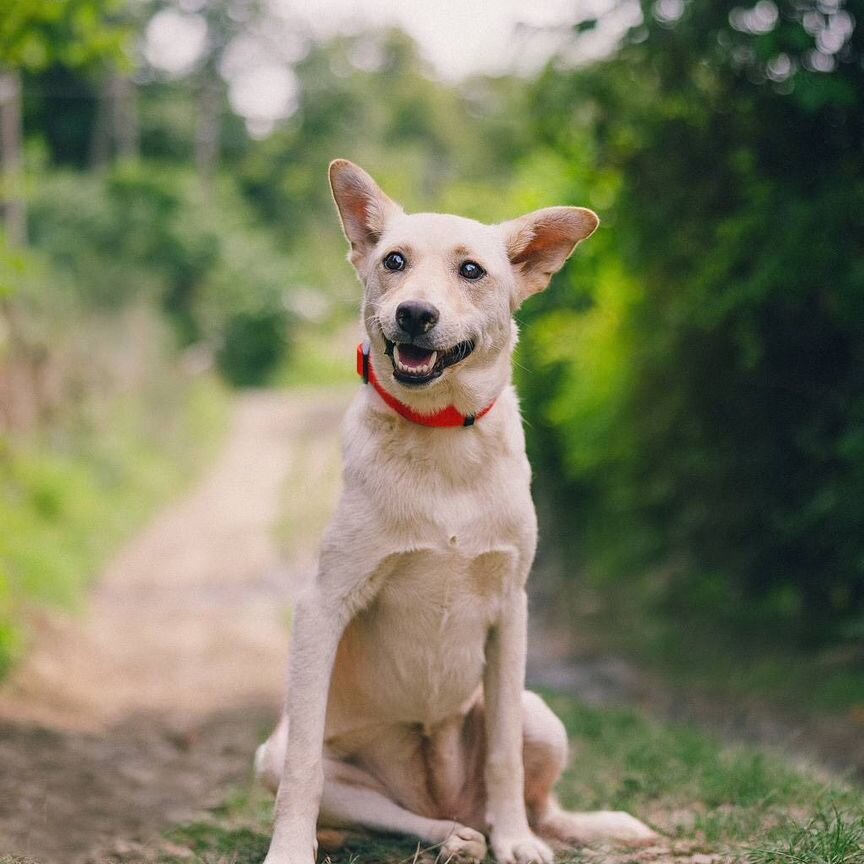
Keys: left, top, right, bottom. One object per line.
{"left": 384, "top": 339, "right": 475, "bottom": 386}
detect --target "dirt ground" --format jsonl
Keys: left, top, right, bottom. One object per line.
{"left": 0, "top": 390, "right": 347, "bottom": 863}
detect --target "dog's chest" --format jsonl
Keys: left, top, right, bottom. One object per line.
{"left": 335, "top": 545, "right": 517, "bottom": 729}
{"left": 378, "top": 545, "right": 515, "bottom": 617}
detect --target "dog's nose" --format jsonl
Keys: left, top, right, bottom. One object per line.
{"left": 395, "top": 301, "right": 439, "bottom": 337}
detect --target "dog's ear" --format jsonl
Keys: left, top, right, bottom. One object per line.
{"left": 500, "top": 206, "right": 599, "bottom": 308}
{"left": 329, "top": 160, "right": 401, "bottom": 267}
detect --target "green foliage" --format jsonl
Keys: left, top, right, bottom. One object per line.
{"left": 27, "top": 164, "right": 294, "bottom": 384}
{"left": 0, "top": 0, "right": 129, "bottom": 71}
{"left": 5, "top": 0, "right": 863, "bottom": 670}
{"left": 234, "top": 31, "right": 533, "bottom": 319}
{"left": 518, "top": 0, "right": 864, "bottom": 643}
{"left": 215, "top": 308, "right": 285, "bottom": 387}
{"left": 163, "top": 824, "right": 270, "bottom": 863}
{"left": 547, "top": 695, "right": 823, "bottom": 818}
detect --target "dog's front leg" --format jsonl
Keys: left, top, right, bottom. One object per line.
{"left": 262, "top": 586, "right": 347, "bottom": 864}
{"left": 484, "top": 588, "right": 554, "bottom": 864}
{"left": 263, "top": 524, "right": 391, "bottom": 864}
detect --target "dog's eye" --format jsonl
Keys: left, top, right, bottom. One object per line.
{"left": 459, "top": 261, "right": 485, "bottom": 280}
{"left": 383, "top": 252, "right": 406, "bottom": 272}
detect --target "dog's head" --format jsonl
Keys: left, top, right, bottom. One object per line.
{"left": 329, "top": 159, "right": 598, "bottom": 416}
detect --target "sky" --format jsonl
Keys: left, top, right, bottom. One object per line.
{"left": 281, "top": 0, "right": 633, "bottom": 80}
{"left": 144, "top": 0, "right": 640, "bottom": 134}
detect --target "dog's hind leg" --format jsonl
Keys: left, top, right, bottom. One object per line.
{"left": 256, "top": 721, "right": 486, "bottom": 860}
{"left": 521, "top": 691, "right": 569, "bottom": 823}
{"left": 320, "top": 758, "right": 488, "bottom": 863}
{"left": 255, "top": 713, "right": 288, "bottom": 794}
{"left": 520, "top": 692, "right": 658, "bottom": 847}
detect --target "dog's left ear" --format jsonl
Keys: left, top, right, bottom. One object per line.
{"left": 500, "top": 206, "right": 599, "bottom": 308}
{"left": 329, "top": 160, "right": 402, "bottom": 268}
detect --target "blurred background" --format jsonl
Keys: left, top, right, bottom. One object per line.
{"left": 1, "top": 0, "right": 864, "bottom": 860}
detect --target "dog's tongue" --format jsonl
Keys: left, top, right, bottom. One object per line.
{"left": 396, "top": 344, "right": 436, "bottom": 369}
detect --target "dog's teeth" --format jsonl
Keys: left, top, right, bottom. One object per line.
{"left": 393, "top": 348, "right": 438, "bottom": 376}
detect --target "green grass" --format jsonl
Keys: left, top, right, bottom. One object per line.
{"left": 147, "top": 697, "right": 864, "bottom": 864}
{"left": 558, "top": 575, "right": 864, "bottom": 717}
{"left": 0, "top": 375, "right": 229, "bottom": 676}
{"left": 747, "top": 808, "right": 864, "bottom": 864}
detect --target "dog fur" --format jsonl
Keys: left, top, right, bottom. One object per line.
{"left": 257, "top": 161, "right": 657, "bottom": 864}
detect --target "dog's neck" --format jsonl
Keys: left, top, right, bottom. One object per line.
{"left": 361, "top": 321, "right": 518, "bottom": 423}
{"left": 357, "top": 343, "right": 498, "bottom": 428}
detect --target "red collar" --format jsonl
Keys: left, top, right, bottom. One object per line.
{"left": 356, "top": 342, "right": 495, "bottom": 428}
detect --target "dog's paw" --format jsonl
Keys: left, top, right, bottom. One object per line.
{"left": 490, "top": 832, "right": 554, "bottom": 864}
{"left": 261, "top": 838, "right": 317, "bottom": 864}
{"left": 262, "top": 855, "right": 315, "bottom": 864}
{"left": 543, "top": 809, "right": 659, "bottom": 846}
{"left": 599, "top": 811, "right": 659, "bottom": 845}
{"left": 439, "top": 826, "right": 488, "bottom": 862}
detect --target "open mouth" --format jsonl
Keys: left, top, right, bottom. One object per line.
{"left": 385, "top": 339, "right": 475, "bottom": 386}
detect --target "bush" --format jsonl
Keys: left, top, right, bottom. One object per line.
{"left": 516, "top": 0, "right": 864, "bottom": 643}
{"left": 27, "top": 164, "right": 294, "bottom": 384}
{"left": 215, "top": 308, "right": 286, "bottom": 387}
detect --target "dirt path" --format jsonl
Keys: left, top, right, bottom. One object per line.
{"left": 0, "top": 390, "right": 347, "bottom": 863}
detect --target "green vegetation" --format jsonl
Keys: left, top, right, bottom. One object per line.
{"left": 514, "top": 0, "right": 864, "bottom": 648}
{"left": 749, "top": 809, "right": 864, "bottom": 864}
{"left": 274, "top": 327, "right": 357, "bottom": 391}
{"left": 0, "top": 373, "right": 228, "bottom": 675}
{"left": 548, "top": 573, "right": 864, "bottom": 715}
{"left": 147, "top": 695, "right": 864, "bottom": 864}
{"left": 27, "top": 166, "right": 296, "bottom": 386}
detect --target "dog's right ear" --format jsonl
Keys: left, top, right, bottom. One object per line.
{"left": 329, "top": 160, "right": 401, "bottom": 268}
{"left": 500, "top": 206, "right": 599, "bottom": 309}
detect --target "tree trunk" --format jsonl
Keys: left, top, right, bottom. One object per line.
{"left": 90, "top": 76, "right": 112, "bottom": 169}
{"left": 195, "top": 73, "right": 221, "bottom": 193}
{"left": 0, "top": 69, "right": 26, "bottom": 247}
{"left": 111, "top": 73, "right": 139, "bottom": 161}
{"left": 91, "top": 72, "right": 139, "bottom": 168}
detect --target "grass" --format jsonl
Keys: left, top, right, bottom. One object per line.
{"left": 0, "top": 374, "right": 229, "bottom": 676}
{"left": 146, "top": 696, "right": 864, "bottom": 864}
{"left": 747, "top": 808, "right": 864, "bottom": 864}
{"left": 528, "top": 514, "right": 864, "bottom": 720}
{"left": 555, "top": 574, "right": 864, "bottom": 718}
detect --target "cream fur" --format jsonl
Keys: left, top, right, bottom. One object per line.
{"left": 258, "top": 161, "right": 656, "bottom": 864}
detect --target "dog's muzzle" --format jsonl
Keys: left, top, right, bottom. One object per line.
{"left": 384, "top": 338, "right": 475, "bottom": 386}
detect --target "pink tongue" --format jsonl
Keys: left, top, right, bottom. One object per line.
{"left": 398, "top": 344, "right": 434, "bottom": 369}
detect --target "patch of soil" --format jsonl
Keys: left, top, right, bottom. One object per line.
{"left": 0, "top": 705, "right": 271, "bottom": 863}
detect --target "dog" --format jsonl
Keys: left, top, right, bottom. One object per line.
{"left": 256, "top": 160, "right": 657, "bottom": 864}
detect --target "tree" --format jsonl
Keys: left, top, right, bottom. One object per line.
{"left": 519, "top": 0, "right": 864, "bottom": 640}
{"left": 0, "top": 0, "right": 129, "bottom": 245}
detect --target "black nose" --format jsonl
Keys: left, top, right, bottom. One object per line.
{"left": 395, "top": 301, "right": 439, "bottom": 337}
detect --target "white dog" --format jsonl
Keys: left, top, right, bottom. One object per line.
{"left": 257, "top": 160, "right": 657, "bottom": 864}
